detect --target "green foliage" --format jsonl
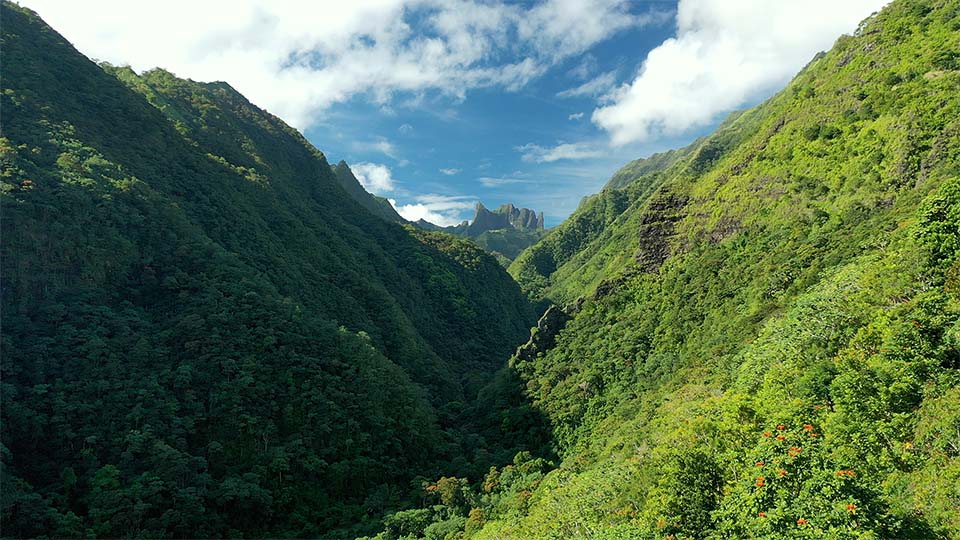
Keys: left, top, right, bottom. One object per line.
{"left": 472, "top": 228, "right": 548, "bottom": 263}
{"left": 484, "top": 0, "right": 960, "bottom": 538}
{"left": 0, "top": 3, "right": 538, "bottom": 537}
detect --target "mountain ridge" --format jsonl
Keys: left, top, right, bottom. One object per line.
{"left": 0, "top": 4, "right": 541, "bottom": 537}
{"left": 413, "top": 201, "right": 549, "bottom": 263}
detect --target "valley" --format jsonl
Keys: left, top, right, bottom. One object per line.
{"left": 2, "top": 1, "right": 959, "bottom": 539}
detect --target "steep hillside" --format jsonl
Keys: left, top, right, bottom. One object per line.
{"left": 0, "top": 3, "right": 536, "bottom": 537}
{"left": 509, "top": 108, "right": 763, "bottom": 303}
{"left": 4, "top": 0, "right": 960, "bottom": 539}
{"left": 490, "top": 0, "right": 960, "bottom": 537}
{"left": 332, "top": 160, "right": 406, "bottom": 223}
{"left": 370, "top": 1, "right": 960, "bottom": 538}
{"left": 603, "top": 139, "right": 701, "bottom": 191}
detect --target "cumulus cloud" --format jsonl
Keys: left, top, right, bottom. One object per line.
{"left": 22, "top": 0, "right": 664, "bottom": 130}
{"left": 593, "top": 0, "right": 890, "bottom": 145}
{"left": 516, "top": 142, "right": 603, "bottom": 163}
{"left": 439, "top": 168, "right": 461, "bottom": 175}
{"left": 557, "top": 70, "right": 617, "bottom": 99}
{"left": 518, "top": 0, "right": 671, "bottom": 63}
{"left": 351, "top": 163, "right": 397, "bottom": 194}
{"left": 389, "top": 194, "right": 475, "bottom": 226}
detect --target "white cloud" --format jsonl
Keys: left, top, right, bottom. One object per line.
{"left": 477, "top": 170, "right": 531, "bottom": 187}
{"left": 592, "top": 0, "right": 889, "bottom": 145}
{"left": 568, "top": 112, "right": 585, "bottom": 121}
{"left": 351, "top": 162, "right": 397, "bottom": 194}
{"left": 353, "top": 138, "right": 399, "bottom": 159}
{"left": 518, "top": 0, "right": 671, "bottom": 63}
{"left": 439, "top": 168, "right": 461, "bottom": 175}
{"left": 557, "top": 70, "right": 617, "bottom": 99}
{"left": 22, "top": 0, "right": 664, "bottom": 130}
{"left": 398, "top": 123, "right": 414, "bottom": 134}
{"left": 516, "top": 142, "right": 603, "bottom": 163}
{"left": 389, "top": 194, "right": 475, "bottom": 226}
{"left": 566, "top": 54, "right": 599, "bottom": 81}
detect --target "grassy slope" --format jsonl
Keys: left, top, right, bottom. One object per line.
{"left": 508, "top": 108, "right": 767, "bottom": 304}
{"left": 482, "top": 1, "right": 960, "bottom": 538}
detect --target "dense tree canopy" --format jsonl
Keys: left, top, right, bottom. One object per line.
{"left": 0, "top": 3, "right": 539, "bottom": 537}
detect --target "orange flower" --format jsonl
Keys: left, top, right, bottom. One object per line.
{"left": 758, "top": 512, "right": 766, "bottom": 518}
{"left": 797, "top": 518, "right": 808, "bottom": 525}
{"left": 809, "top": 432, "right": 818, "bottom": 438}
{"left": 763, "top": 431, "right": 772, "bottom": 438}
{"left": 756, "top": 461, "right": 765, "bottom": 467}
{"left": 778, "top": 469, "right": 787, "bottom": 477}
{"left": 847, "top": 504, "right": 857, "bottom": 514}
{"left": 803, "top": 424, "right": 814, "bottom": 431}
{"left": 657, "top": 519, "right": 665, "bottom": 528}
{"left": 776, "top": 434, "right": 786, "bottom": 441}
{"left": 788, "top": 446, "right": 802, "bottom": 457}
{"left": 777, "top": 424, "right": 786, "bottom": 430}
{"left": 755, "top": 477, "right": 766, "bottom": 487}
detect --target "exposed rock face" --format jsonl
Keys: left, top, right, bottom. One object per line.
{"left": 635, "top": 192, "right": 688, "bottom": 273}
{"left": 512, "top": 300, "right": 583, "bottom": 364}
{"left": 468, "top": 202, "right": 544, "bottom": 235}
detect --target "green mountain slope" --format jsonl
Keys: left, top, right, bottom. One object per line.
{"left": 508, "top": 108, "right": 767, "bottom": 303}
{"left": 0, "top": 3, "right": 536, "bottom": 537}
{"left": 603, "top": 138, "right": 701, "bottom": 191}
{"left": 332, "top": 160, "right": 406, "bottom": 223}
{"left": 485, "top": 0, "right": 960, "bottom": 538}
{"left": 365, "top": 1, "right": 960, "bottom": 538}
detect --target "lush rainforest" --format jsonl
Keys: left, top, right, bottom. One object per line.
{"left": 2, "top": 0, "right": 960, "bottom": 539}
{"left": 1, "top": 3, "right": 543, "bottom": 537}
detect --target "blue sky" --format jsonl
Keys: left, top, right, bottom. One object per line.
{"left": 306, "top": 9, "right": 683, "bottom": 226}
{"left": 23, "top": 0, "right": 889, "bottom": 226}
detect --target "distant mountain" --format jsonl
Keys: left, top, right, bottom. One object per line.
{"left": 327, "top": 165, "right": 547, "bottom": 262}
{"left": 416, "top": 202, "right": 548, "bottom": 262}
{"left": 469, "top": 202, "right": 544, "bottom": 234}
